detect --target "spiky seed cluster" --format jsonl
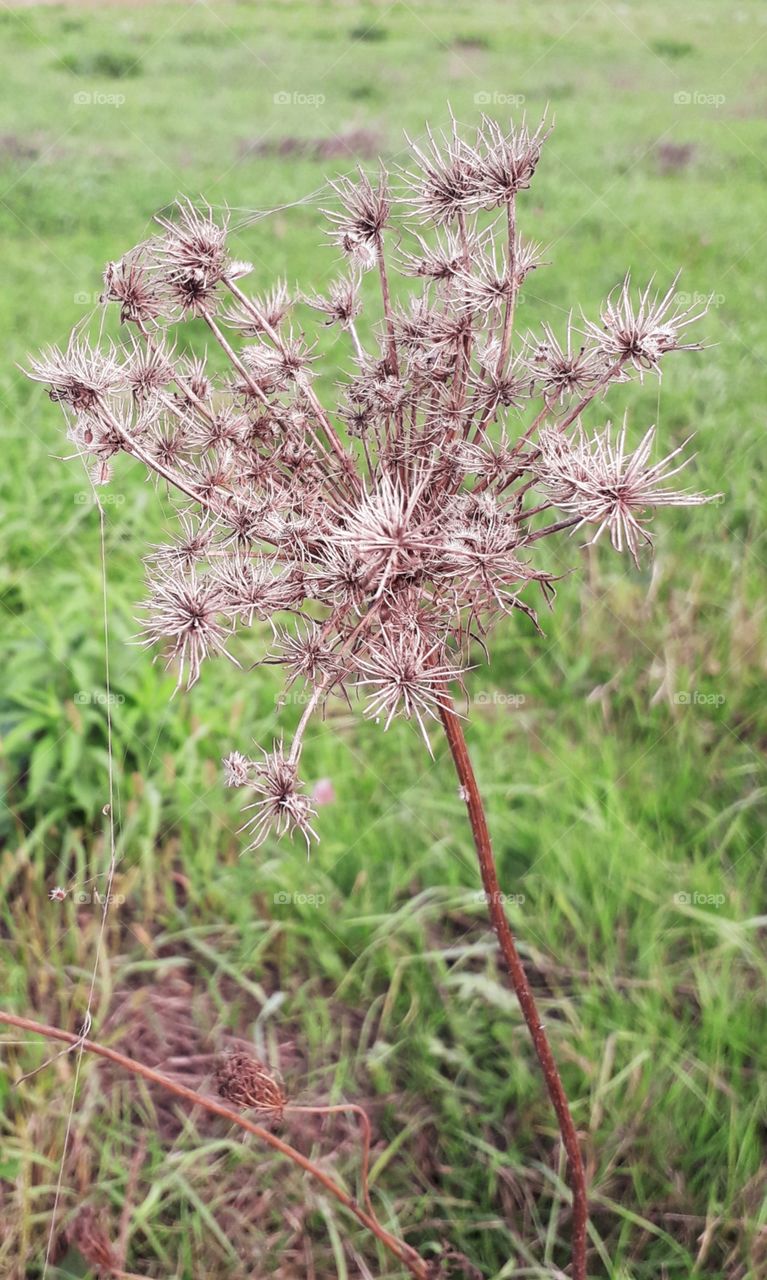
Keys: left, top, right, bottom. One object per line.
{"left": 535, "top": 422, "right": 705, "bottom": 564}
{"left": 216, "top": 1050, "right": 287, "bottom": 1122}
{"left": 28, "top": 113, "right": 713, "bottom": 852}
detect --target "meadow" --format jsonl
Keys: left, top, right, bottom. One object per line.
{"left": 0, "top": 1, "right": 766, "bottom": 1277}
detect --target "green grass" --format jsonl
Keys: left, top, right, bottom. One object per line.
{"left": 1, "top": 1, "right": 766, "bottom": 1277}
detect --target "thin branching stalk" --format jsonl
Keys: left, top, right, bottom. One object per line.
{"left": 496, "top": 193, "right": 517, "bottom": 372}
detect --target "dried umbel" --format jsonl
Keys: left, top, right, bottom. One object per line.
{"left": 216, "top": 1049, "right": 287, "bottom": 1122}
{"left": 27, "top": 112, "right": 712, "bottom": 854}
{"left": 28, "top": 110, "right": 716, "bottom": 1280}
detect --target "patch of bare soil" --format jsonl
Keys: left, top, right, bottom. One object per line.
{"left": 240, "top": 127, "right": 383, "bottom": 163}
{"left": 656, "top": 141, "right": 697, "bottom": 173}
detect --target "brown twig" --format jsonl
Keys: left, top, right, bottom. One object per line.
{"left": 496, "top": 193, "right": 517, "bottom": 373}
{"left": 438, "top": 694, "right": 588, "bottom": 1280}
{"left": 287, "top": 1103, "right": 374, "bottom": 1218}
{"left": 0, "top": 1010, "right": 429, "bottom": 1280}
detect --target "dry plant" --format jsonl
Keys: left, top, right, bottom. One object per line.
{"left": 21, "top": 111, "right": 713, "bottom": 1278}
{"left": 0, "top": 1011, "right": 428, "bottom": 1279}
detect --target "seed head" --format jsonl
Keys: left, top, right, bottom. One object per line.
{"left": 216, "top": 1050, "right": 287, "bottom": 1121}
{"left": 582, "top": 274, "right": 707, "bottom": 378}
{"left": 139, "top": 569, "right": 235, "bottom": 689}
{"left": 241, "top": 743, "right": 318, "bottom": 850}
{"left": 536, "top": 422, "right": 712, "bottom": 564}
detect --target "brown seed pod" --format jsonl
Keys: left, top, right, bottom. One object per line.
{"left": 216, "top": 1050, "right": 287, "bottom": 1122}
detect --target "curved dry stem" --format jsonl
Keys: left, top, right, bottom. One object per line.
{"left": 0, "top": 1010, "right": 429, "bottom": 1280}
{"left": 287, "top": 1103, "right": 374, "bottom": 1218}
{"left": 438, "top": 695, "right": 588, "bottom": 1280}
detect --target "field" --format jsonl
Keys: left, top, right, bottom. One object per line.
{"left": 0, "top": 1, "right": 766, "bottom": 1277}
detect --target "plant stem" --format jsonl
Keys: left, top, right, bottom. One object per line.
{"left": 375, "top": 238, "right": 399, "bottom": 380}
{"left": 496, "top": 194, "right": 517, "bottom": 373}
{"left": 0, "top": 1010, "right": 429, "bottom": 1280}
{"left": 286, "top": 1103, "right": 373, "bottom": 1217}
{"left": 438, "top": 695, "right": 588, "bottom": 1280}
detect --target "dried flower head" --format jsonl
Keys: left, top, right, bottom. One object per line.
{"left": 402, "top": 116, "right": 481, "bottom": 226}
{"left": 242, "top": 743, "right": 318, "bottom": 850}
{"left": 27, "top": 337, "right": 121, "bottom": 412}
{"left": 139, "top": 569, "right": 236, "bottom": 689}
{"left": 536, "top": 422, "right": 712, "bottom": 564}
{"left": 222, "top": 750, "right": 254, "bottom": 788}
{"left": 305, "top": 275, "right": 361, "bottom": 328}
{"left": 325, "top": 167, "right": 390, "bottom": 262}
{"left": 30, "top": 111, "right": 712, "bottom": 851}
{"left": 582, "top": 274, "right": 707, "bottom": 379}
{"left": 216, "top": 1050, "right": 287, "bottom": 1121}
{"left": 102, "top": 254, "right": 163, "bottom": 324}
{"left": 472, "top": 112, "right": 553, "bottom": 205}
{"left": 523, "top": 315, "right": 603, "bottom": 405}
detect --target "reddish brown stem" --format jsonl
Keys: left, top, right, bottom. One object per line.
{"left": 496, "top": 194, "right": 517, "bottom": 373}
{"left": 287, "top": 1103, "right": 373, "bottom": 1217}
{"left": 375, "top": 238, "right": 399, "bottom": 381}
{"left": 438, "top": 696, "right": 588, "bottom": 1280}
{"left": 0, "top": 1010, "right": 429, "bottom": 1280}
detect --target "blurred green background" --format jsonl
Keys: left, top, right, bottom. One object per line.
{"left": 1, "top": 2, "right": 765, "bottom": 1277}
